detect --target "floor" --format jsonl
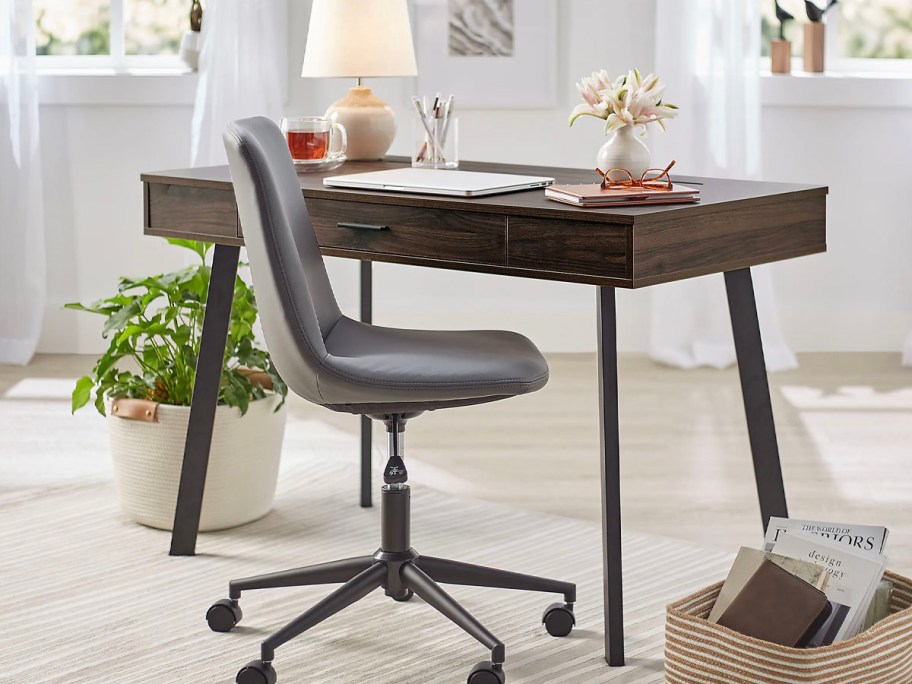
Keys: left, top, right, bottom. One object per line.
{"left": 3, "top": 352, "right": 910, "bottom": 574}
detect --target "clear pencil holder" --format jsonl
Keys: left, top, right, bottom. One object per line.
{"left": 412, "top": 117, "right": 458, "bottom": 169}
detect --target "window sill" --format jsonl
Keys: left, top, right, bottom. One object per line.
{"left": 38, "top": 68, "right": 198, "bottom": 107}
{"left": 761, "top": 71, "right": 912, "bottom": 109}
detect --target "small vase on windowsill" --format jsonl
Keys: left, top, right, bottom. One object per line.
{"left": 597, "top": 126, "right": 650, "bottom": 181}
{"left": 179, "top": 30, "right": 200, "bottom": 70}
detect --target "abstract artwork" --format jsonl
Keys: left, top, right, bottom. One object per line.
{"left": 415, "top": 0, "right": 556, "bottom": 108}
{"left": 448, "top": 0, "right": 515, "bottom": 57}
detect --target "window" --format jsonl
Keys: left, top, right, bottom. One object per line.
{"left": 762, "top": 0, "right": 912, "bottom": 70}
{"left": 840, "top": 0, "right": 912, "bottom": 59}
{"left": 35, "top": 0, "right": 189, "bottom": 68}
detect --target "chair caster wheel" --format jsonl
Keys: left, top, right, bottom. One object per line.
{"left": 207, "top": 598, "right": 242, "bottom": 633}
{"left": 467, "top": 661, "right": 505, "bottom": 684}
{"left": 542, "top": 603, "right": 575, "bottom": 637}
{"left": 392, "top": 589, "right": 414, "bottom": 602}
{"left": 236, "top": 659, "right": 277, "bottom": 684}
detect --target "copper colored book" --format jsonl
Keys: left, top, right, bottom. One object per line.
{"left": 544, "top": 194, "right": 699, "bottom": 208}
{"left": 545, "top": 182, "right": 700, "bottom": 207}
{"left": 717, "top": 559, "right": 832, "bottom": 648}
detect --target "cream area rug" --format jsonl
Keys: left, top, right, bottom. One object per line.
{"left": 0, "top": 382, "right": 734, "bottom": 683}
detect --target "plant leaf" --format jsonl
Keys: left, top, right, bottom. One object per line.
{"left": 102, "top": 299, "right": 141, "bottom": 337}
{"left": 165, "top": 238, "right": 211, "bottom": 262}
{"left": 72, "top": 376, "right": 94, "bottom": 414}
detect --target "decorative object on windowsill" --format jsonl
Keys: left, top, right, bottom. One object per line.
{"left": 568, "top": 69, "right": 678, "bottom": 182}
{"left": 178, "top": 0, "right": 203, "bottom": 70}
{"left": 804, "top": 0, "right": 838, "bottom": 73}
{"left": 67, "top": 239, "right": 289, "bottom": 532}
{"left": 771, "top": 1, "right": 795, "bottom": 74}
{"left": 412, "top": 94, "right": 458, "bottom": 169}
{"left": 301, "top": 0, "right": 418, "bottom": 161}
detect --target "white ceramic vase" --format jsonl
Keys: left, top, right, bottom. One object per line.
{"left": 106, "top": 394, "right": 286, "bottom": 531}
{"left": 178, "top": 30, "right": 200, "bottom": 70}
{"left": 597, "top": 126, "right": 651, "bottom": 181}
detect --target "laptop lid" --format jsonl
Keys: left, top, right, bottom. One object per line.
{"left": 323, "top": 168, "right": 554, "bottom": 198}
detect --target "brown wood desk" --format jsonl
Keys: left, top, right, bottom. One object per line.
{"left": 140, "top": 158, "right": 827, "bottom": 667}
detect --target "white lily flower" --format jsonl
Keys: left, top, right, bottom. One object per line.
{"left": 569, "top": 67, "right": 678, "bottom": 132}
{"left": 568, "top": 103, "right": 608, "bottom": 126}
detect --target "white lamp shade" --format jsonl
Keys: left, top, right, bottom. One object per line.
{"left": 301, "top": 0, "right": 418, "bottom": 79}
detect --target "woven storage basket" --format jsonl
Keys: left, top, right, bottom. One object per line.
{"left": 665, "top": 570, "right": 912, "bottom": 684}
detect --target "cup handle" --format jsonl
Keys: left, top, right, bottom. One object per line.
{"left": 328, "top": 123, "right": 347, "bottom": 160}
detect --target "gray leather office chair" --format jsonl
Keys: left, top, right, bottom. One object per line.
{"left": 208, "top": 117, "right": 576, "bottom": 684}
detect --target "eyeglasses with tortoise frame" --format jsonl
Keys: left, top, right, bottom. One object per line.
{"left": 595, "top": 160, "right": 677, "bottom": 190}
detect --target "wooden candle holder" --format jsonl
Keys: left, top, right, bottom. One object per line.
{"left": 804, "top": 22, "right": 825, "bottom": 73}
{"left": 771, "top": 40, "right": 792, "bottom": 74}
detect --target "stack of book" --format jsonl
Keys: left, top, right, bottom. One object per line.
{"left": 710, "top": 517, "right": 891, "bottom": 648}
{"left": 544, "top": 183, "right": 700, "bottom": 208}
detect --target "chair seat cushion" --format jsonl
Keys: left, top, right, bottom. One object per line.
{"left": 315, "top": 317, "right": 548, "bottom": 410}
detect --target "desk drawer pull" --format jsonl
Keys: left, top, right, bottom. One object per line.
{"left": 337, "top": 221, "right": 389, "bottom": 232}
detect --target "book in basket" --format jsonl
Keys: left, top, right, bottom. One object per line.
{"left": 764, "top": 516, "right": 889, "bottom": 554}
{"left": 772, "top": 531, "right": 887, "bottom": 645}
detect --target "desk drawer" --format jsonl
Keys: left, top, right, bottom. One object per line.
{"left": 507, "top": 217, "right": 630, "bottom": 279}
{"left": 306, "top": 198, "right": 506, "bottom": 266}
{"left": 145, "top": 183, "right": 239, "bottom": 240}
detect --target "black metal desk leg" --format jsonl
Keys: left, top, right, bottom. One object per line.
{"left": 724, "top": 268, "right": 789, "bottom": 532}
{"left": 360, "top": 260, "right": 373, "bottom": 508}
{"left": 169, "top": 244, "right": 240, "bottom": 556}
{"left": 597, "top": 286, "right": 625, "bottom": 666}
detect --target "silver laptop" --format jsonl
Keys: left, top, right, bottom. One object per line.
{"left": 323, "top": 168, "right": 554, "bottom": 198}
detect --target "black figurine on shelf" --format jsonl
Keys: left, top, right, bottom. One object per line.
{"left": 803, "top": 0, "right": 837, "bottom": 72}
{"left": 805, "top": 0, "right": 838, "bottom": 22}
{"left": 775, "top": 1, "right": 794, "bottom": 40}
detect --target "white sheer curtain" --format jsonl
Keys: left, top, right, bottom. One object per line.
{"left": 190, "top": 0, "right": 287, "bottom": 167}
{"left": 0, "top": 0, "right": 45, "bottom": 366}
{"left": 649, "top": 0, "right": 797, "bottom": 371}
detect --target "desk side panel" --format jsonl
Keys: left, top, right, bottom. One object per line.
{"left": 144, "top": 182, "right": 242, "bottom": 245}
{"left": 632, "top": 194, "right": 826, "bottom": 287}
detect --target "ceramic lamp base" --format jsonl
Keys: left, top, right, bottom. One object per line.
{"left": 325, "top": 86, "right": 396, "bottom": 161}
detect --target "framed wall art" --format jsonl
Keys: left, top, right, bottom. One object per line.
{"left": 413, "top": 0, "right": 558, "bottom": 109}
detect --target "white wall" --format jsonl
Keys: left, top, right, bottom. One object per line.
{"left": 38, "top": 103, "right": 195, "bottom": 354}
{"left": 761, "top": 98, "right": 912, "bottom": 352}
{"left": 36, "top": 0, "right": 912, "bottom": 356}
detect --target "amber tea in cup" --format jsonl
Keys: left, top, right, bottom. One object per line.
{"left": 288, "top": 130, "right": 328, "bottom": 160}
{"left": 281, "top": 116, "right": 347, "bottom": 163}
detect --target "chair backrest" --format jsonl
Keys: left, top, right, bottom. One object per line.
{"left": 223, "top": 116, "right": 342, "bottom": 405}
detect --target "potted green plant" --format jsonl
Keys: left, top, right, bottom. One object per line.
{"left": 68, "top": 239, "right": 288, "bottom": 532}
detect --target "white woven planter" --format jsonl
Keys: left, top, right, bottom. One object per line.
{"left": 106, "top": 395, "right": 286, "bottom": 531}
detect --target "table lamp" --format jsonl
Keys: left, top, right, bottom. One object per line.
{"left": 302, "top": 0, "right": 418, "bottom": 161}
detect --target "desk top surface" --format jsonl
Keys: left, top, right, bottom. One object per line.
{"left": 141, "top": 157, "right": 827, "bottom": 227}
